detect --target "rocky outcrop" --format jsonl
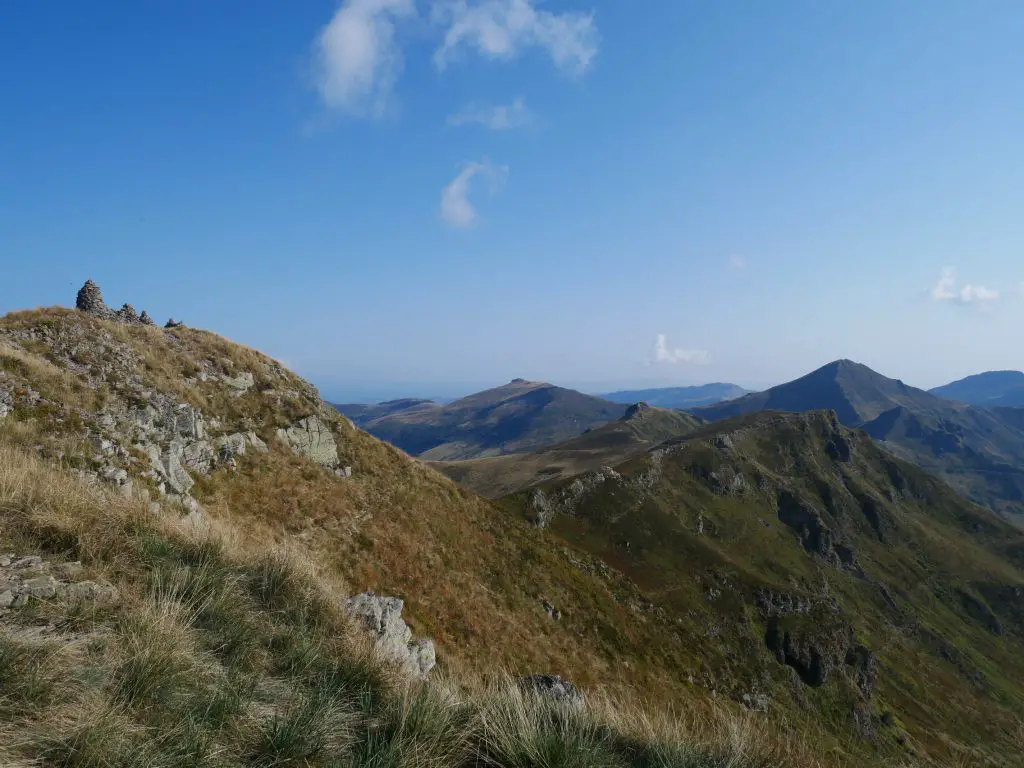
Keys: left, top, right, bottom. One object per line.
{"left": 223, "top": 371, "right": 255, "bottom": 393}
{"left": 345, "top": 593, "right": 436, "bottom": 677}
{"left": 0, "top": 554, "right": 119, "bottom": 611}
{"left": 0, "top": 387, "right": 12, "bottom": 419}
{"left": 277, "top": 416, "right": 339, "bottom": 469}
{"left": 139, "top": 310, "right": 156, "bottom": 326}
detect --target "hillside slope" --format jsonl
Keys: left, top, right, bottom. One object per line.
{"left": 506, "top": 409, "right": 1024, "bottom": 765}
{"left": 695, "top": 359, "right": 1024, "bottom": 520}
{"left": 4, "top": 301, "right": 1024, "bottom": 764}
{"left": 341, "top": 379, "right": 627, "bottom": 460}
{"left": 432, "top": 403, "right": 702, "bottom": 497}
{"left": 930, "top": 370, "right": 1024, "bottom": 407}
{"left": 601, "top": 383, "right": 749, "bottom": 409}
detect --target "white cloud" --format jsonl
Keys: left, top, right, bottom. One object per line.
{"left": 312, "top": 0, "right": 416, "bottom": 116}
{"left": 432, "top": 0, "right": 599, "bottom": 75}
{"left": 440, "top": 161, "right": 507, "bottom": 228}
{"left": 650, "top": 334, "right": 709, "bottom": 365}
{"left": 728, "top": 254, "right": 746, "bottom": 272}
{"left": 931, "top": 267, "right": 999, "bottom": 305}
{"left": 448, "top": 97, "right": 533, "bottom": 130}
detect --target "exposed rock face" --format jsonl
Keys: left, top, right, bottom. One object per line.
{"left": 75, "top": 279, "right": 115, "bottom": 320}
{"left": 518, "top": 674, "right": 584, "bottom": 704}
{"left": 223, "top": 371, "right": 254, "bottom": 393}
{"left": 345, "top": 593, "right": 436, "bottom": 677}
{"left": 0, "top": 553, "right": 119, "bottom": 610}
{"left": 139, "top": 310, "right": 156, "bottom": 326}
{"left": 277, "top": 416, "right": 339, "bottom": 468}
{"left": 0, "top": 387, "right": 12, "bottom": 419}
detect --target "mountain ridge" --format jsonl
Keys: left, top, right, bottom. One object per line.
{"left": 695, "top": 359, "right": 1024, "bottom": 521}
{"left": 338, "top": 378, "right": 628, "bottom": 460}
{"left": 431, "top": 403, "right": 702, "bottom": 497}
{"left": 930, "top": 370, "right": 1024, "bottom": 407}
{"left": 600, "top": 382, "right": 750, "bottom": 409}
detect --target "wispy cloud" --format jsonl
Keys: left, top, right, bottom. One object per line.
{"left": 931, "top": 267, "right": 999, "bottom": 304}
{"left": 447, "top": 97, "right": 533, "bottom": 130}
{"left": 311, "top": 0, "right": 416, "bottom": 117}
{"left": 728, "top": 254, "right": 747, "bottom": 272}
{"left": 432, "top": 0, "right": 599, "bottom": 75}
{"left": 440, "top": 161, "right": 508, "bottom": 228}
{"left": 649, "top": 334, "right": 708, "bottom": 365}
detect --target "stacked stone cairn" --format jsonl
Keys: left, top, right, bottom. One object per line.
{"left": 75, "top": 279, "right": 166, "bottom": 328}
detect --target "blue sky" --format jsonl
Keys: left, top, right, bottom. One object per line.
{"left": 2, "top": 1, "right": 1023, "bottom": 401}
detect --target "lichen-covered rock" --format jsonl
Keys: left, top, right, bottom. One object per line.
{"left": 247, "top": 431, "right": 269, "bottom": 453}
{"left": 277, "top": 416, "right": 339, "bottom": 468}
{"left": 165, "top": 404, "right": 207, "bottom": 441}
{"left": 223, "top": 371, "right": 254, "bottom": 393}
{"left": 216, "top": 433, "right": 248, "bottom": 460}
{"left": 181, "top": 440, "right": 215, "bottom": 474}
{"left": 0, "top": 553, "right": 120, "bottom": 610}
{"left": 0, "top": 387, "right": 12, "bottom": 419}
{"left": 160, "top": 444, "right": 195, "bottom": 495}
{"left": 345, "top": 592, "right": 436, "bottom": 677}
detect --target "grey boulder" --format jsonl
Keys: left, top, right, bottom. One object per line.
{"left": 277, "top": 416, "right": 339, "bottom": 468}
{"left": 345, "top": 592, "right": 436, "bottom": 677}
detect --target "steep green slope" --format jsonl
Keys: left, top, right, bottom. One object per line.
{"left": 432, "top": 403, "right": 702, "bottom": 497}
{"left": 504, "top": 409, "right": 1024, "bottom": 765}
{"left": 343, "top": 378, "right": 627, "bottom": 460}
{"left": 696, "top": 359, "right": 1024, "bottom": 521}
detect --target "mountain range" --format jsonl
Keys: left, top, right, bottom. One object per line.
{"left": 695, "top": 360, "right": 1024, "bottom": 522}
{"left": 334, "top": 378, "right": 627, "bottom": 460}
{"left": 599, "top": 382, "right": 750, "bottom": 409}
{"left": 930, "top": 370, "right": 1024, "bottom": 407}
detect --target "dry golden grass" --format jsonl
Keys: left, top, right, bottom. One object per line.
{"left": 0, "top": 439, "right": 846, "bottom": 768}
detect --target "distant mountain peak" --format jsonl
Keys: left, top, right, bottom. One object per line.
{"left": 623, "top": 402, "right": 652, "bottom": 420}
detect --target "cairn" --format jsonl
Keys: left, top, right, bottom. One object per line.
{"left": 74, "top": 280, "right": 165, "bottom": 328}
{"left": 75, "top": 279, "right": 115, "bottom": 320}
{"left": 116, "top": 303, "right": 140, "bottom": 324}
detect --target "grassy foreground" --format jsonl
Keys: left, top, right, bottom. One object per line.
{"left": 0, "top": 443, "right": 824, "bottom": 768}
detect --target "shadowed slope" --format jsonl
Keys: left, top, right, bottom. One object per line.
{"left": 931, "top": 370, "right": 1024, "bottom": 407}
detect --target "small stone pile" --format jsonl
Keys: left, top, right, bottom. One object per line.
{"left": 75, "top": 279, "right": 164, "bottom": 327}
